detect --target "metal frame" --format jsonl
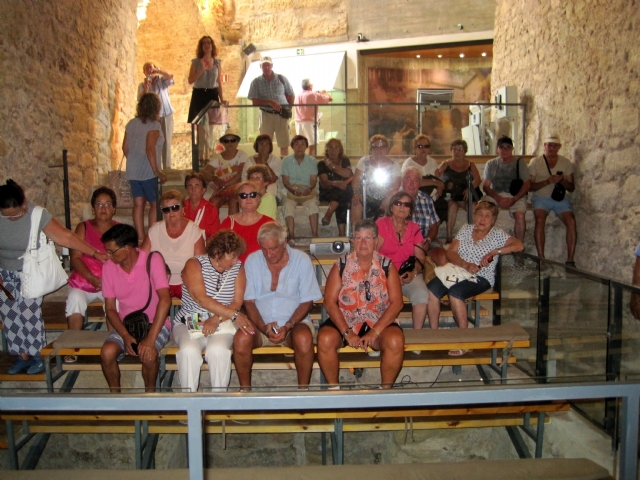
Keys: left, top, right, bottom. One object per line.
{"left": 1, "top": 381, "right": 639, "bottom": 480}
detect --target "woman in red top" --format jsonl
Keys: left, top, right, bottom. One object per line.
{"left": 183, "top": 171, "right": 220, "bottom": 241}
{"left": 219, "top": 182, "right": 274, "bottom": 263}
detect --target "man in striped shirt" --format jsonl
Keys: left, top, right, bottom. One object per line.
{"left": 137, "top": 62, "right": 175, "bottom": 169}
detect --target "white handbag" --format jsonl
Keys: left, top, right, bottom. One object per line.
{"left": 18, "top": 206, "right": 68, "bottom": 299}
{"left": 434, "top": 262, "right": 478, "bottom": 288}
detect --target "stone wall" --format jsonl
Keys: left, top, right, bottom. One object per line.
{"left": 0, "top": 0, "right": 138, "bottom": 225}
{"left": 492, "top": 0, "right": 640, "bottom": 279}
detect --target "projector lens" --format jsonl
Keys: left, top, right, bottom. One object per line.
{"left": 332, "top": 241, "right": 345, "bottom": 253}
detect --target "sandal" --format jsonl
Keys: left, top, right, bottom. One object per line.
{"left": 64, "top": 355, "right": 78, "bottom": 364}
{"left": 448, "top": 349, "right": 470, "bottom": 357}
{"left": 565, "top": 260, "right": 576, "bottom": 268}
{"left": 321, "top": 216, "right": 331, "bottom": 226}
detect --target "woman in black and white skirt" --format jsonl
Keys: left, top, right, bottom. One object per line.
{"left": 0, "top": 180, "right": 108, "bottom": 375}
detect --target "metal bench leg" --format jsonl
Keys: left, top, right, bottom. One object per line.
{"left": 535, "top": 412, "right": 545, "bottom": 458}
{"left": 135, "top": 419, "right": 143, "bottom": 469}
{"left": 331, "top": 419, "right": 344, "bottom": 465}
{"left": 6, "top": 420, "right": 19, "bottom": 470}
{"left": 20, "top": 432, "right": 51, "bottom": 469}
{"left": 321, "top": 432, "right": 327, "bottom": 465}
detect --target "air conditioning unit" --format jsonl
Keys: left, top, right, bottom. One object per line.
{"left": 309, "top": 237, "right": 351, "bottom": 256}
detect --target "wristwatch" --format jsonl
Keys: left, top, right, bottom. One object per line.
{"left": 342, "top": 328, "right": 351, "bottom": 338}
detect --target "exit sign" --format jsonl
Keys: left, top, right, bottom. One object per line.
{"left": 296, "top": 48, "right": 304, "bottom": 55}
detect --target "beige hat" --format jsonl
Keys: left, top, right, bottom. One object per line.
{"left": 259, "top": 56, "right": 273, "bottom": 65}
{"left": 544, "top": 134, "right": 562, "bottom": 144}
{"left": 219, "top": 127, "right": 241, "bottom": 142}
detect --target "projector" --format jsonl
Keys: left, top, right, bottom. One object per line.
{"left": 309, "top": 237, "right": 351, "bottom": 256}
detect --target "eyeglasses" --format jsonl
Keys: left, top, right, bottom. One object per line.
{"left": 370, "top": 145, "right": 387, "bottom": 150}
{"left": 238, "top": 192, "right": 260, "bottom": 199}
{"left": 393, "top": 201, "right": 412, "bottom": 208}
{"left": 249, "top": 176, "right": 264, "bottom": 182}
{"left": 497, "top": 145, "right": 513, "bottom": 150}
{"left": 161, "top": 204, "right": 181, "bottom": 214}
{"left": 363, "top": 281, "right": 372, "bottom": 302}
{"left": 221, "top": 138, "right": 239, "bottom": 144}
{"left": 451, "top": 147, "right": 465, "bottom": 152}
{"left": 0, "top": 206, "right": 27, "bottom": 219}
{"left": 416, "top": 144, "right": 431, "bottom": 149}
{"left": 95, "top": 202, "right": 113, "bottom": 208}
{"left": 353, "top": 235, "right": 375, "bottom": 242}
{"left": 106, "top": 246, "right": 126, "bottom": 256}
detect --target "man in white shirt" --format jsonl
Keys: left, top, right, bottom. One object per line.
{"left": 294, "top": 79, "right": 332, "bottom": 156}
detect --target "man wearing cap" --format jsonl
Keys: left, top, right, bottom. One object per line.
{"left": 482, "top": 136, "right": 530, "bottom": 241}
{"left": 528, "top": 135, "right": 577, "bottom": 266}
{"left": 137, "top": 62, "right": 175, "bottom": 169}
{"left": 248, "top": 57, "right": 295, "bottom": 157}
{"left": 294, "top": 79, "right": 333, "bottom": 156}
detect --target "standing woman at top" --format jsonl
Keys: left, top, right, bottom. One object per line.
{"left": 187, "top": 36, "right": 226, "bottom": 163}
{"left": 0, "top": 180, "right": 108, "bottom": 375}
{"left": 123, "top": 92, "right": 167, "bottom": 243}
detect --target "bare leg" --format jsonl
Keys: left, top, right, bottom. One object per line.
{"left": 286, "top": 324, "right": 314, "bottom": 387}
{"left": 427, "top": 290, "right": 441, "bottom": 329}
{"left": 412, "top": 304, "right": 427, "bottom": 329}
{"left": 533, "top": 209, "right": 549, "bottom": 258}
{"left": 450, "top": 297, "right": 469, "bottom": 329}
{"left": 228, "top": 196, "right": 239, "bottom": 215}
{"left": 285, "top": 215, "right": 295, "bottom": 241}
{"left": 308, "top": 145, "right": 316, "bottom": 156}
{"left": 317, "top": 327, "right": 342, "bottom": 387}
{"left": 558, "top": 211, "right": 577, "bottom": 262}
{"left": 309, "top": 213, "right": 319, "bottom": 238}
{"left": 322, "top": 201, "right": 339, "bottom": 224}
{"left": 67, "top": 313, "right": 84, "bottom": 330}
{"left": 378, "top": 327, "right": 405, "bottom": 389}
{"left": 513, "top": 211, "right": 526, "bottom": 242}
{"left": 233, "top": 330, "right": 262, "bottom": 389}
{"left": 132, "top": 197, "right": 146, "bottom": 243}
{"left": 148, "top": 201, "right": 158, "bottom": 231}
{"left": 337, "top": 223, "right": 346, "bottom": 237}
{"left": 100, "top": 341, "right": 123, "bottom": 393}
{"left": 140, "top": 349, "right": 160, "bottom": 393}
{"left": 446, "top": 201, "right": 459, "bottom": 241}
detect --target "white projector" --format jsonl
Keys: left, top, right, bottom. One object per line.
{"left": 309, "top": 237, "right": 351, "bottom": 256}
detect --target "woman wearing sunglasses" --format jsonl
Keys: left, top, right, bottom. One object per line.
{"left": 317, "top": 219, "right": 404, "bottom": 389}
{"left": 141, "top": 190, "right": 206, "bottom": 298}
{"left": 219, "top": 182, "right": 274, "bottom": 263}
{"left": 376, "top": 191, "right": 429, "bottom": 330}
{"left": 202, "top": 127, "right": 248, "bottom": 215}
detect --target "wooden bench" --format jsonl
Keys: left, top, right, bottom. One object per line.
{"left": 40, "top": 322, "right": 529, "bottom": 393}
{"left": 1, "top": 399, "right": 569, "bottom": 470}
{"left": 0, "top": 450, "right": 609, "bottom": 479}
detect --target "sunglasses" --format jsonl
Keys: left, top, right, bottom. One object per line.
{"left": 221, "top": 138, "right": 239, "bottom": 144}
{"left": 416, "top": 144, "right": 431, "bottom": 149}
{"left": 363, "top": 280, "right": 372, "bottom": 302}
{"left": 393, "top": 201, "right": 412, "bottom": 208}
{"left": 95, "top": 202, "right": 113, "bottom": 208}
{"left": 161, "top": 204, "right": 181, "bottom": 214}
{"left": 238, "top": 192, "right": 259, "bottom": 199}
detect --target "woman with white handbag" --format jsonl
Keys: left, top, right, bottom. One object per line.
{"left": 426, "top": 201, "right": 523, "bottom": 356}
{"left": 173, "top": 230, "right": 254, "bottom": 391}
{"left": 0, "top": 180, "right": 108, "bottom": 374}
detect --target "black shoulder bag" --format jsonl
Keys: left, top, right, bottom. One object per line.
{"left": 122, "top": 252, "right": 156, "bottom": 344}
{"left": 543, "top": 155, "right": 566, "bottom": 201}
{"left": 508, "top": 158, "right": 524, "bottom": 195}
{"left": 277, "top": 74, "right": 293, "bottom": 119}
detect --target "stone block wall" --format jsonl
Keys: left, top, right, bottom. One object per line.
{"left": 493, "top": 0, "right": 640, "bottom": 279}
{"left": 0, "top": 0, "right": 138, "bottom": 225}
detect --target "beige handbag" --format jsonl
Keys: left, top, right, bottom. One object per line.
{"left": 286, "top": 184, "right": 316, "bottom": 203}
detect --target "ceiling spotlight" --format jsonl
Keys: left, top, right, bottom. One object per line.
{"left": 416, "top": 54, "right": 421, "bottom": 58}
{"left": 481, "top": 52, "right": 487, "bottom": 57}
{"left": 437, "top": 54, "right": 443, "bottom": 58}
{"left": 459, "top": 53, "right": 465, "bottom": 58}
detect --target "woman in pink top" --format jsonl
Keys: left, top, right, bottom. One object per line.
{"left": 376, "top": 191, "right": 429, "bottom": 329}
{"left": 141, "top": 190, "right": 206, "bottom": 298}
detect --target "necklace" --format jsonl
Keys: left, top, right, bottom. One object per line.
{"left": 393, "top": 219, "right": 407, "bottom": 244}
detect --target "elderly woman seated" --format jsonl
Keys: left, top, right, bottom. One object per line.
{"left": 141, "top": 190, "right": 206, "bottom": 298}
{"left": 426, "top": 201, "right": 524, "bottom": 355}
{"left": 173, "top": 230, "right": 254, "bottom": 391}
{"left": 317, "top": 219, "right": 404, "bottom": 389}
{"left": 183, "top": 171, "right": 220, "bottom": 240}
